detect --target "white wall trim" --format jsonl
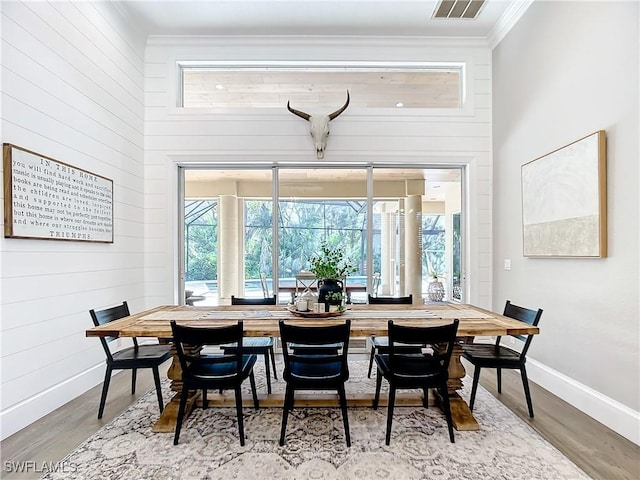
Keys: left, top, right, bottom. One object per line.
{"left": 528, "top": 358, "right": 640, "bottom": 446}
{"left": 0, "top": 365, "right": 104, "bottom": 441}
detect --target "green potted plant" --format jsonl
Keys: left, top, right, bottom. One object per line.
{"left": 325, "top": 291, "right": 346, "bottom": 312}
{"left": 308, "top": 241, "right": 355, "bottom": 309}
{"left": 308, "top": 241, "right": 354, "bottom": 280}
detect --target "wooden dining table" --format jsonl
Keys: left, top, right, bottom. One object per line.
{"left": 86, "top": 302, "right": 538, "bottom": 433}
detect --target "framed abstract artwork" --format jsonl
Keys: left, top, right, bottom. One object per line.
{"left": 521, "top": 130, "right": 607, "bottom": 258}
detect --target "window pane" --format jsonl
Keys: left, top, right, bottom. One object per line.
{"left": 184, "top": 168, "right": 274, "bottom": 305}
{"left": 277, "top": 168, "right": 368, "bottom": 304}
{"left": 185, "top": 200, "right": 217, "bottom": 288}
{"left": 452, "top": 213, "right": 462, "bottom": 301}
{"left": 244, "top": 199, "right": 274, "bottom": 298}
{"left": 423, "top": 214, "right": 446, "bottom": 278}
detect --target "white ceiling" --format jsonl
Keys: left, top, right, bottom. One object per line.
{"left": 117, "top": 0, "right": 519, "bottom": 39}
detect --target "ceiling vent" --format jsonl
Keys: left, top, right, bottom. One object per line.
{"left": 433, "top": 0, "right": 485, "bottom": 19}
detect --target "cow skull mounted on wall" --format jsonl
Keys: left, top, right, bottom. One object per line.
{"left": 287, "top": 90, "right": 350, "bottom": 159}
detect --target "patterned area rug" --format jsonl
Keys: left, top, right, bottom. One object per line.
{"left": 42, "top": 360, "right": 590, "bottom": 480}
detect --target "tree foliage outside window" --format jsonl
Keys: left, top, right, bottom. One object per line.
{"left": 185, "top": 199, "right": 442, "bottom": 286}
{"left": 244, "top": 200, "right": 274, "bottom": 279}
{"left": 186, "top": 199, "right": 368, "bottom": 282}
{"left": 423, "top": 214, "right": 446, "bottom": 278}
{"left": 277, "top": 200, "right": 365, "bottom": 278}
{"left": 185, "top": 200, "right": 218, "bottom": 281}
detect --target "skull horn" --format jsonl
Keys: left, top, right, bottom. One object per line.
{"left": 328, "top": 90, "right": 350, "bottom": 120}
{"left": 286, "top": 102, "right": 311, "bottom": 121}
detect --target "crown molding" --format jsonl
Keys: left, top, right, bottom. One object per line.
{"left": 146, "top": 34, "right": 490, "bottom": 49}
{"left": 488, "top": 0, "right": 535, "bottom": 50}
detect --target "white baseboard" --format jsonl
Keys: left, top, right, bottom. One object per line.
{"left": 0, "top": 365, "right": 105, "bottom": 441}
{"left": 527, "top": 358, "right": 640, "bottom": 446}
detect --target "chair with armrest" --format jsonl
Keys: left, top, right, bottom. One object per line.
{"left": 461, "top": 300, "right": 543, "bottom": 417}
{"left": 295, "top": 271, "right": 317, "bottom": 297}
{"left": 170, "top": 320, "right": 259, "bottom": 446}
{"left": 222, "top": 295, "right": 278, "bottom": 393}
{"left": 366, "top": 294, "right": 421, "bottom": 378}
{"left": 278, "top": 319, "right": 352, "bottom": 446}
{"left": 90, "top": 301, "right": 171, "bottom": 419}
{"left": 373, "top": 319, "right": 459, "bottom": 445}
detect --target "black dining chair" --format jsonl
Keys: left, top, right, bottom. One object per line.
{"left": 222, "top": 295, "right": 278, "bottom": 393}
{"left": 89, "top": 301, "right": 171, "bottom": 419}
{"left": 170, "top": 320, "right": 259, "bottom": 446}
{"left": 367, "top": 294, "right": 413, "bottom": 305}
{"left": 461, "top": 300, "right": 543, "bottom": 417}
{"left": 373, "top": 319, "right": 459, "bottom": 445}
{"left": 366, "top": 294, "right": 421, "bottom": 378}
{"left": 278, "top": 319, "right": 352, "bottom": 446}
{"left": 230, "top": 294, "right": 277, "bottom": 306}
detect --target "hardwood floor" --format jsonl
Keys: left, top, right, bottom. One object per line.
{"left": 470, "top": 366, "right": 639, "bottom": 480}
{"left": 0, "top": 363, "right": 171, "bottom": 480}
{"left": 1, "top": 359, "right": 638, "bottom": 480}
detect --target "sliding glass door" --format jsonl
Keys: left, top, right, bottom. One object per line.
{"left": 181, "top": 166, "right": 463, "bottom": 305}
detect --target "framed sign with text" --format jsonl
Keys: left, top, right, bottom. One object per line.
{"left": 3, "top": 144, "right": 114, "bottom": 243}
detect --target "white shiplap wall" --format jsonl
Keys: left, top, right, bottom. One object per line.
{"left": 143, "top": 36, "right": 494, "bottom": 310}
{"left": 0, "top": 0, "right": 146, "bottom": 439}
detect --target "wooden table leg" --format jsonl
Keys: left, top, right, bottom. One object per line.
{"left": 151, "top": 391, "right": 199, "bottom": 433}
{"left": 444, "top": 342, "right": 479, "bottom": 431}
{"left": 151, "top": 344, "right": 201, "bottom": 433}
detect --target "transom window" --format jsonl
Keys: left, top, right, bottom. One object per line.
{"left": 180, "top": 63, "right": 464, "bottom": 109}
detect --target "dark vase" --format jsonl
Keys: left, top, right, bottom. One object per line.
{"left": 318, "top": 278, "right": 344, "bottom": 311}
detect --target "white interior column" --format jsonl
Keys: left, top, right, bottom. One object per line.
{"left": 238, "top": 199, "right": 246, "bottom": 296}
{"left": 404, "top": 194, "right": 423, "bottom": 304}
{"left": 380, "top": 203, "right": 396, "bottom": 296}
{"left": 218, "top": 194, "right": 240, "bottom": 303}
{"left": 398, "top": 198, "right": 405, "bottom": 296}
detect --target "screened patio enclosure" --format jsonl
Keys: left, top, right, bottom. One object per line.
{"left": 181, "top": 166, "right": 463, "bottom": 305}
